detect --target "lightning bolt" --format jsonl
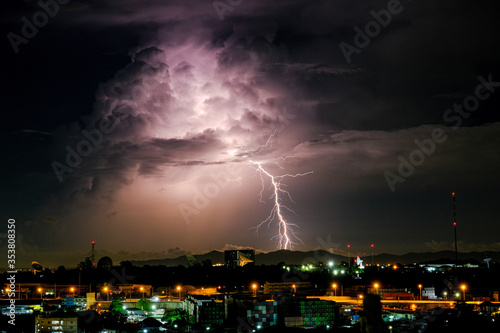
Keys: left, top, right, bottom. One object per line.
{"left": 247, "top": 132, "right": 313, "bottom": 250}
{"left": 251, "top": 161, "right": 313, "bottom": 249}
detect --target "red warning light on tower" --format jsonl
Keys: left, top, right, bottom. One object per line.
{"left": 347, "top": 244, "right": 350, "bottom": 248}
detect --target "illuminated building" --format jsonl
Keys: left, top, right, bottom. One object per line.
{"left": 35, "top": 315, "right": 78, "bottom": 333}
{"left": 224, "top": 250, "right": 255, "bottom": 268}
{"left": 61, "top": 296, "right": 87, "bottom": 310}
{"left": 281, "top": 297, "right": 336, "bottom": 328}
{"left": 247, "top": 300, "right": 278, "bottom": 329}
{"left": 263, "top": 281, "right": 310, "bottom": 294}
{"left": 184, "top": 295, "right": 225, "bottom": 326}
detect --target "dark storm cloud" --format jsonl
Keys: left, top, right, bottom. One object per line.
{"left": 2, "top": 0, "right": 499, "bottom": 266}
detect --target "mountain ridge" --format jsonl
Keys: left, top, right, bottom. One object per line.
{"left": 130, "top": 250, "right": 498, "bottom": 267}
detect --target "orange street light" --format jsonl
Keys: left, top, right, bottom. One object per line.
{"left": 461, "top": 284, "right": 466, "bottom": 301}
{"left": 374, "top": 283, "right": 379, "bottom": 296}
{"left": 252, "top": 284, "right": 257, "bottom": 297}
{"left": 38, "top": 287, "right": 43, "bottom": 299}
{"left": 70, "top": 287, "right": 75, "bottom": 296}
{"left": 103, "top": 286, "right": 110, "bottom": 301}
{"left": 332, "top": 283, "right": 337, "bottom": 297}
{"left": 177, "top": 286, "right": 181, "bottom": 300}
{"left": 418, "top": 284, "right": 422, "bottom": 300}
{"left": 140, "top": 286, "right": 145, "bottom": 299}
{"left": 292, "top": 284, "right": 296, "bottom": 293}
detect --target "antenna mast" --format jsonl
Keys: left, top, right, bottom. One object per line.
{"left": 452, "top": 192, "right": 457, "bottom": 264}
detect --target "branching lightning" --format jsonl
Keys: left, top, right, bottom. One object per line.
{"left": 248, "top": 131, "right": 313, "bottom": 250}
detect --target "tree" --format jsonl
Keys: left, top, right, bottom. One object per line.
{"left": 64, "top": 305, "right": 78, "bottom": 315}
{"left": 202, "top": 259, "right": 213, "bottom": 268}
{"left": 162, "top": 309, "right": 186, "bottom": 323}
{"left": 120, "top": 260, "right": 133, "bottom": 269}
{"left": 137, "top": 298, "right": 152, "bottom": 312}
{"left": 109, "top": 299, "right": 126, "bottom": 316}
{"left": 162, "top": 309, "right": 195, "bottom": 331}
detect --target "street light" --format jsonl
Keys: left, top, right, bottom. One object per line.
{"left": 104, "top": 286, "right": 109, "bottom": 301}
{"left": 461, "top": 284, "right": 466, "bottom": 301}
{"left": 443, "top": 291, "right": 448, "bottom": 300}
{"left": 374, "top": 283, "right": 379, "bottom": 296}
{"left": 418, "top": 284, "right": 422, "bottom": 300}
{"left": 37, "top": 287, "right": 43, "bottom": 299}
{"left": 332, "top": 283, "right": 337, "bottom": 297}
{"left": 292, "top": 284, "right": 296, "bottom": 294}
{"left": 252, "top": 284, "right": 257, "bottom": 297}
{"left": 70, "top": 287, "right": 75, "bottom": 297}
{"left": 177, "top": 286, "right": 181, "bottom": 300}
{"left": 140, "top": 286, "right": 145, "bottom": 299}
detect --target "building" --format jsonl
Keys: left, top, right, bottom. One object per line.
{"left": 299, "top": 298, "right": 336, "bottom": 328}
{"left": 1, "top": 304, "right": 37, "bottom": 315}
{"left": 184, "top": 295, "right": 225, "bottom": 327}
{"left": 35, "top": 314, "right": 78, "bottom": 333}
{"left": 247, "top": 300, "right": 278, "bottom": 329}
{"left": 61, "top": 296, "right": 87, "bottom": 310}
{"left": 115, "top": 284, "right": 153, "bottom": 298}
{"left": 263, "top": 281, "right": 311, "bottom": 294}
{"left": 422, "top": 287, "right": 436, "bottom": 299}
{"left": 2, "top": 283, "right": 89, "bottom": 299}
{"left": 225, "top": 250, "right": 255, "bottom": 268}
{"left": 125, "top": 308, "right": 147, "bottom": 323}
{"left": 281, "top": 297, "right": 335, "bottom": 328}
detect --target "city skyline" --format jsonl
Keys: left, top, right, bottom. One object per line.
{"left": 1, "top": 0, "right": 500, "bottom": 268}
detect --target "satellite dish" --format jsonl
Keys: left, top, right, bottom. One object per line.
{"left": 97, "top": 256, "right": 113, "bottom": 271}
{"left": 32, "top": 261, "right": 43, "bottom": 274}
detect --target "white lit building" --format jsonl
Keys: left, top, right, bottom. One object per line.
{"left": 35, "top": 315, "right": 78, "bottom": 333}
{"left": 61, "top": 296, "right": 87, "bottom": 310}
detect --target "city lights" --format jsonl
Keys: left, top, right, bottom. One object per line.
{"left": 461, "top": 284, "right": 467, "bottom": 301}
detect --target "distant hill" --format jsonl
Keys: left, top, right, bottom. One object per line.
{"left": 130, "top": 250, "right": 499, "bottom": 267}
{"left": 131, "top": 250, "right": 225, "bottom": 267}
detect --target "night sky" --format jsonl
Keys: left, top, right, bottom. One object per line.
{"left": 1, "top": 0, "right": 500, "bottom": 268}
